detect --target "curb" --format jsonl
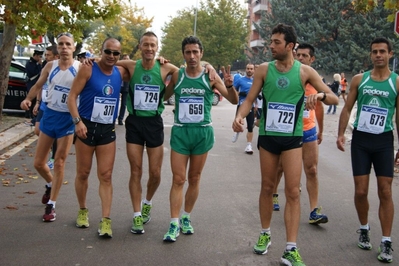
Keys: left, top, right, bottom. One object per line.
{"left": 0, "top": 123, "right": 35, "bottom": 151}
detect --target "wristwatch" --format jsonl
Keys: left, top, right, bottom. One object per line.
{"left": 72, "top": 117, "right": 81, "bottom": 125}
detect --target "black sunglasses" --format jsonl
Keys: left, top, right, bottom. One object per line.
{"left": 103, "top": 49, "right": 121, "bottom": 56}
{"left": 57, "top": 32, "right": 73, "bottom": 39}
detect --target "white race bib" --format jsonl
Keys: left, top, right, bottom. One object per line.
{"left": 357, "top": 105, "right": 387, "bottom": 134}
{"left": 50, "top": 85, "right": 70, "bottom": 111}
{"left": 178, "top": 96, "right": 204, "bottom": 123}
{"left": 265, "top": 102, "right": 295, "bottom": 133}
{"left": 134, "top": 84, "right": 160, "bottom": 111}
{"left": 91, "top": 97, "right": 117, "bottom": 124}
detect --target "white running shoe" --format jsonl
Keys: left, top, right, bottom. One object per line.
{"left": 232, "top": 132, "right": 240, "bottom": 143}
{"left": 245, "top": 143, "right": 253, "bottom": 154}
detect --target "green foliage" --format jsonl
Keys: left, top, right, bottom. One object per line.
{"left": 85, "top": 1, "right": 152, "bottom": 59}
{"left": 246, "top": 0, "right": 399, "bottom": 74}
{"left": 159, "top": 0, "right": 247, "bottom": 68}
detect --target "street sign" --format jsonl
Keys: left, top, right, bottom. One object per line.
{"left": 395, "top": 11, "right": 399, "bottom": 36}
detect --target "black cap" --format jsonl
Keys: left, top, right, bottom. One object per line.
{"left": 33, "top": 49, "right": 44, "bottom": 55}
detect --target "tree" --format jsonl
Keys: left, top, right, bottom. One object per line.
{"left": 86, "top": 1, "right": 153, "bottom": 60}
{"left": 0, "top": 0, "right": 121, "bottom": 120}
{"left": 246, "top": 0, "right": 399, "bottom": 75}
{"left": 160, "top": 0, "right": 247, "bottom": 69}
{"left": 352, "top": 0, "right": 399, "bottom": 21}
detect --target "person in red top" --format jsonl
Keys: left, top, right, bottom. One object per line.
{"left": 272, "top": 43, "right": 328, "bottom": 225}
{"left": 340, "top": 72, "right": 348, "bottom": 102}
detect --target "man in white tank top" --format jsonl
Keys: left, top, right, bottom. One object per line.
{"left": 21, "top": 33, "right": 80, "bottom": 222}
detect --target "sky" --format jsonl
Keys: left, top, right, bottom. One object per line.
{"left": 132, "top": 0, "right": 200, "bottom": 39}
{"left": 131, "top": 0, "right": 247, "bottom": 40}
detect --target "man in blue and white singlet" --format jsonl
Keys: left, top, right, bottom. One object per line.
{"left": 21, "top": 33, "right": 80, "bottom": 223}
{"left": 68, "top": 38, "right": 130, "bottom": 238}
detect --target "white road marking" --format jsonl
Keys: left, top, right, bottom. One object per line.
{"left": 0, "top": 135, "right": 38, "bottom": 164}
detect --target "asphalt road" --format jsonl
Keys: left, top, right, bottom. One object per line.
{"left": 1, "top": 99, "right": 398, "bottom": 266}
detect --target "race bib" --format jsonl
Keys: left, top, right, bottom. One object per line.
{"left": 265, "top": 102, "right": 295, "bottom": 133}
{"left": 134, "top": 84, "right": 160, "bottom": 110}
{"left": 357, "top": 105, "right": 387, "bottom": 134}
{"left": 178, "top": 96, "right": 204, "bottom": 123}
{"left": 50, "top": 85, "right": 70, "bottom": 111}
{"left": 303, "top": 96, "right": 309, "bottom": 118}
{"left": 91, "top": 97, "right": 117, "bottom": 124}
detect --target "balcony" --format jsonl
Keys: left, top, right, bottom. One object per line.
{"left": 250, "top": 39, "right": 264, "bottom": 48}
{"left": 251, "top": 21, "right": 260, "bottom": 31}
{"left": 253, "top": 3, "right": 268, "bottom": 15}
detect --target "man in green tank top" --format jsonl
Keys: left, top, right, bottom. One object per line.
{"left": 337, "top": 37, "right": 399, "bottom": 263}
{"left": 115, "top": 32, "right": 217, "bottom": 235}
{"left": 232, "top": 24, "right": 338, "bottom": 266}
{"left": 162, "top": 35, "right": 238, "bottom": 242}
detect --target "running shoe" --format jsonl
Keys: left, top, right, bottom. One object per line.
{"left": 309, "top": 207, "right": 328, "bottom": 224}
{"left": 357, "top": 228, "right": 372, "bottom": 250}
{"left": 281, "top": 247, "right": 305, "bottom": 266}
{"left": 47, "top": 159, "right": 54, "bottom": 170}
{"left": 76, "top": 208, "right": 89, "bottom": 228}
{"left": 378, "top": 241, "right": 393, "bottom": 263}
{"left": 253, "top": 232, "right": 271, "bottom": 255}
{"left": 163, "top": 222, "right": 180, "bottom": 242}
{"left": 142, "top": 203, "right": 152, "bottom": 224}
{"left": 98, "top": 218, "right": 112, "bottom": 238}
{"left": 273, "top": 194, "right": 280, "bottom": 211}
{"left": 245, "top": 143, "right": 253, "bottom": 154}
{"left": 131, "top": 215, "right": 144, "bottom": 234}
{"left": 180, "top": 215, "right": 194, "bottom": 235}
{"left": 43, "top": 203, "right": 56, "bottom": 222}
{"left": 41, "top": 185, "right": 51, "bottom": 204}
{"left": 232, "top": 132, "right": 240, "bottom": 143}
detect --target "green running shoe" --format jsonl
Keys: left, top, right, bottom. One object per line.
{"left": 131, "top": 215, "right": 145, "bottom": 234}
{"left": 180, "top": 215, "right": 194, "bottom": 235}
{"left": 253, "top": 232, "right": 271, "bottom": 255}
{"left": 281, "top": 247, "right": 306, "bottom": 266}
{"left": 98, "top": 218, "right": 112, "bottom": 238}
{"left": 76, "top": 208, "right": 89, "bottom": 228}
{"left": 163, "top": 222, "right": 180, "bottom": 242}
{"left": 378, "top": 241, "right": 393, "bottom": 263}
{"left": 142, "top": 203, "right": 152, "bottom": 224}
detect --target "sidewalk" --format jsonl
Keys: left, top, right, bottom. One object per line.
{"left": 0, "top": 114, "right": 35, "bottom": 151}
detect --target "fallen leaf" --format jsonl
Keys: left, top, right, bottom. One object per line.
{"left": 63, "top": 181, "right": 69, "bottom": 184}
{"left": 24, "top": 191, "right": 37, "bottom": 194}
{"left": 13, "top": 167, "right": 18, "bottom": 171}
{"left": 5, "top": 205, "right": 18, "bottom": 210}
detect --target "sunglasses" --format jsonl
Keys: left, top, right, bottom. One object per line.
{"left": 57, "top": 32, "right": 73, "bottom": 39}
{"left": 103, "top": 49, "right": 121, "bottom": 56}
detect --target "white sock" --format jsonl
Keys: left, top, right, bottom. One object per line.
{"left": 261, "top": 228, "right": 271, "bottom": 235}
{"left": 46, "top": 182, "right": 52, "bottom": 187}
{"left": 360, "top": 224, "right": 369, "bottom": 230}
{"left": 171, "top": 218, "right": 179, "bottom": 224}
{"left": 382, "top": 236, "right": 391, "bottom": 243}
{"left": 143, "top": 199, "right": 152, "bottom": 205}
{"left": 286, "top": 242, "right": 297, "bottom": 251}
{"left": 47, "top": 200, "right": 56, "bottom": 208}
{"left": 133, "top": 212, "right": 141, "bottom": 217}
{"left": 182, "top": 211, "right": 190, "bottom": 217}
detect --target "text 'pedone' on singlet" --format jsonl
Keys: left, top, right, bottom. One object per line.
{"left": 127, "top": 60, "right": 165, "bottom": 117}
{"left": 259, "top": 60, "right": 304, "bottom": 137}
{"left": 354, "top": 70, "right": 398, "bottom": 134}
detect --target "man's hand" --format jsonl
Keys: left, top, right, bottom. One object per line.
{"left": 336, "top": 135, "right": 346, "bottom": 151}
{"left": 75, "top": 121, "right": 88, "bottom": 139}
{"left": 232, "top": 116, "right": 245, "bottom": 133}
{"left": 20, "top": 99, "right": 31, "bottom": 110}
{"left": 221, "top": 65, "right": 233, "bottom": 88}
{"left": 156, "top": 56, "right": 169, "bottom": 64}
{"left": 82, "top": 57, "right": 96, "bottom": 66}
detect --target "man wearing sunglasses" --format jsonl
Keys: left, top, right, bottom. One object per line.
{"left": 21, "top": 33, "right": 80, "bottom": 222}
{"left": 68, "top": 38, "right": 130, "bottom": 238}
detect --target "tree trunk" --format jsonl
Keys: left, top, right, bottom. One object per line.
{"left": 0, "top": 23, "right": 17, "bottom": 121}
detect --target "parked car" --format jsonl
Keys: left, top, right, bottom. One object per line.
{"left": 4, "top": 61, "right": 28, "bottom": 112}
{"left": 12, "top": 56, "right": 30, "bottom": 67}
